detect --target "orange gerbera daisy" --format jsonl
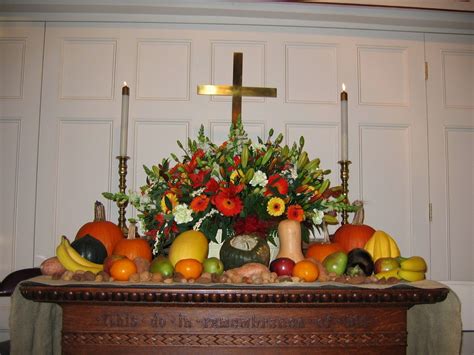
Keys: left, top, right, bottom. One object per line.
{"left": 287, "top": 204, "right": 305, "bottom": 222}
{"left": 190, "top": 195, "right": 210, "bottom": 212}
{"left": 214, "top": 185, "right": 243, "bottom": 216}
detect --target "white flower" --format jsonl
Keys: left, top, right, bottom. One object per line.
{"left": 251, "top": 142, "right": 265, "bottom": 151}
{"left": 128, "top": 190, "right": 141, "bottom": 205}
{"left": 173, "top": 204, "right": 194, "bottom": 224}
{"left": 290, "top": 165, "right": 298, "bottom": 179}
{"left": 312, "top": 209, "right": 325, "bottom": 225}
{"left": 140, "top": 194, "right": 151, "bottom": 205}
{"left": 191, "top": 187, "right": 205, "bottom": 197}
{"left": 250, "top": 170, "right": 268, "bottom": 187}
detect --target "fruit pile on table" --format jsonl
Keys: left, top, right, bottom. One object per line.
{"left": 41, "top": 203, "right": 428, "bottom": 285}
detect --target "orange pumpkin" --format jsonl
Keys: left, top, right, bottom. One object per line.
{"left": 113, "top": 222, "right": 152, "bottom": 262}
{"left": 333, "top": 201, "right": 375, "bottom": 253}
{"left": 76, "top": 201, "right": 124, "bottom": 256}
{"left": 305, "top": 242, "right": 344, "bottom": 263}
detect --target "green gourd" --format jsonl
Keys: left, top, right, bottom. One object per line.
{"left": 71, "top": 234, "right": 107, "bottom": 264}
{"left": 219, "top": 234, "right": 270, "bottom": 270}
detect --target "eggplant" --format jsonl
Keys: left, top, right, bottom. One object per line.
{"left": 346, "top": 248, "right": 374, "bottom": 276}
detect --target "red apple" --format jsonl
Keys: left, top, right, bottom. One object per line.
{"left": 374, "top": 257, "right": 400, "bottom": 274}
{"left": 103, "top": 254, "right": 126, "bottom": 274}
{"left": 270, "top": 257, "right": 295, "bottom": 276}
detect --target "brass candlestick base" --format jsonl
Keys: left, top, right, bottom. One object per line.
{"left": 117, "top": 156, "right": 129, "bottom": 236}
{"left": 338, "top": 160, "right": 351, "bottom": 225}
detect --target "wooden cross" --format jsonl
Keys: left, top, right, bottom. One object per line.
{"left": 197, "top": 52, "right": 277, "bottom": 126}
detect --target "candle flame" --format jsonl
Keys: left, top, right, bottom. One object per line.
{"left": 123, "top": 81, "right": 127, "bottom": 86}
{"left": 342, "top": 83, "right": 346, "bottom": 91}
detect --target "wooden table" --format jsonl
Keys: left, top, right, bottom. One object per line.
{"left": 20, "top": 281, "right": 449, "bottom": 355}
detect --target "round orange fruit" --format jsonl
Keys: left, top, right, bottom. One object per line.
{"left": 174, "top": 258, "right": 203, "bottom": 280}
{"left": 292, "top": 260, "right": 319, "bottom": 282}
{"left": 110, "top": 258, "right": 137, "bottom": 281}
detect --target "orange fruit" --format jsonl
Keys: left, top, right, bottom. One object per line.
{"left": 305, "top": 242, "right": 344, "bottom": 263}
{"left": 292, "top": 260, "right": 319, "bottom": 282}
{"left": 174, "top": 258, "right": 203, "bottom": 280}
{"left": 110, "top": 258, "right": 137, "bottom": 281}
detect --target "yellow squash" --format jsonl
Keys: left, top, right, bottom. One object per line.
{"left": 364, "top": 230, "right": 400, "bottom": 262}
{"left": 168, "top": 230, "right": 209, "bottom": 266}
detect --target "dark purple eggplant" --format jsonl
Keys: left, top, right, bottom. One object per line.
{"left": 346, "top": 248, "right": 374, "bottom": 276}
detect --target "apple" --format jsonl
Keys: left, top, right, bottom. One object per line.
{"left": 374, "top": 257, "right": 400, "bottom": 274}
{"left": 270, "top": 257, "right": 295, "bottom": 276}
{"left": 150, "top": 257, "right": 174, "bottom": 277}
{"left": 202, "top": 257, "right": 224, "bottom": 275}
{"left": 103, "top": 254, "right": 125, "bottom": 274}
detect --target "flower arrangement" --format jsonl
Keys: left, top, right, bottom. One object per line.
{"left": 104, "top": 120, "right": 349, "bottom": 254}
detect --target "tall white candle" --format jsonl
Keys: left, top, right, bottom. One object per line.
{"left": 341, "top": 83, "right": 348, "bottom": 161}
{"left": 120, "top": 82, "right": 130, "bottom": 157}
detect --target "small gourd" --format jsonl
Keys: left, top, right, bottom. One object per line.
{"left": 71, "top": 234, "right": 108, "bottom": 264}
{"left": 220, "top": 234, "right": 270, "bottom": 270}
{"left": 113, "top": 221, "right": 153, "bottom": 262}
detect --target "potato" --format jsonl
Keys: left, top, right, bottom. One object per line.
{"left": 40, "top": 257, "right": 66, "bottom": 276}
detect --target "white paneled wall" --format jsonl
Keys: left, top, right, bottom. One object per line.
{"left": 0, "top": 10, "right": 472, "bottom": 343}
{"left": 0, "top": 22, "right": 44, "bottom": 341}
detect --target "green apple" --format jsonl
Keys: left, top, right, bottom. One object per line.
{"left": 150, "top": 257, "right": 174, "bottom": 277}
{"left": 202, "top": 257, "right": 224, "bottom": 275}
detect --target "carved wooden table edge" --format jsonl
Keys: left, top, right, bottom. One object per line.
{"left": 18, "top": 282, "right": 451, "bottom": 354}
{"left": 19, "top": 282, "right": 449, "bottom": 307}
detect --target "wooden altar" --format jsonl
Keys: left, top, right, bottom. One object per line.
{"left": 19, "top": 280, "right": 449, "bottom": 355}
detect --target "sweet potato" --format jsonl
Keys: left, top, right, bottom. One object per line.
{"left": 224, "top": 263, "right": 271, "bottom": 283}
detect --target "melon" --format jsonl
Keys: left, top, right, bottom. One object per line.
{"left": 168, "top": 230, "right": 209, "bottom": 266}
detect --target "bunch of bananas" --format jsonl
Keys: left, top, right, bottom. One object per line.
{"left": 398, "top": 256, "right": 427, "bottom": 281}
{"left": 374, "top": 256, "right": 428, "bottom": 281}
{"left": 56, "top": 236, "right": 103, "bottom": 273}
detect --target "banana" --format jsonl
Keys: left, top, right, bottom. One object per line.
{"left": 56, "top": 237, "right": 102, "bottom": 273}
{"left": 375, "top": 269, "right": 401, "bottom": 280}
{"left": 62, "top": 236, "right": 104, "bottom": 270}
{"left": 400, "top": 256, "right": 427, "bottom": 272}
{"left": 398, "top": 269, "right": 425, "bottom": 282}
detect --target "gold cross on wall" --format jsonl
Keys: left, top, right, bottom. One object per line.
{"left": 197, "top": 52, "right": 277, "bottom": 126}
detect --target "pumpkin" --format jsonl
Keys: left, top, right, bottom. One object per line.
{"left": 305, "top": 242, "right": 344, "bottom": 263}
{"left": 71, "top": 234, "right": 108, "bottom": 264}
{"left": 305, "top": 221, "right": 344, "bottom": 263}
{"left": 333, "top": 201, "right": 375, "bottom": 253}
{"left": 113, "top": 221, "right": 152, "bottom": 262}
{"left": 76, "top": 201, "right": 124, "bottom": 256}
{"left": 220, "top": 234, "right": 270, "bottom": 270}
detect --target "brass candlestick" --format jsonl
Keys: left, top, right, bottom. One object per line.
{"left": 117, "top": 155, "right": 129, "bottom": 235}
{"left": 338, "top": 160, "right": 351, "bottom": 225}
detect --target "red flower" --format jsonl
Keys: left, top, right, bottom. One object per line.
{"left": 265, "top": 174, "right": 289, "bottom": 196}
{"left": 215, "top": 193, "right": 243, "bottom": 216}
{"left": 164, "top": 222, "right": 179, "bottom": 236}
{"left": 205, "top": 178, "right": 220, "bottom": 194}
{"left": 214, "top": 183, "right": 244, "bottom": 216}
{"left": 190, "top": 195, "right": 210, "bottom": 212}
{"left": 287, "top": 204, "right": 305, "bottom": 222}
{"left": 234, "top": 215, "right": 273, "bottom": 238}
{"left": 154, "top": 213, "right": 165, "bottom": 227}
{"left": 189, "top": 169, "right": 210, "bottom": 188}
